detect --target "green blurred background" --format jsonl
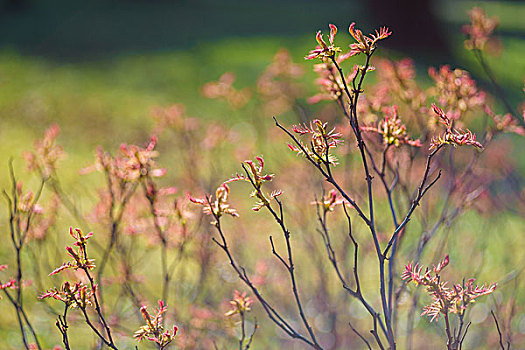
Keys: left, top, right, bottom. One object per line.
{"left": 0, "top": 0, "right": 524, "bottom": 348}
{"left": 0, "top": 0, "right": 523, "bottom": 152}
{"left": 0, "top": 0, "right": 523, "bottom": 192}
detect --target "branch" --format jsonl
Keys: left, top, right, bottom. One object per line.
{"left": 206, "top": 195, "right": 319, "bottom": 349}
{"left": 491, "top": 310, "right": 506, "bottom": 350}
{"left": 383, "top": 146, "right": 444, "bottom": 257}
{"left": 348, "top": 321, "right": 372, "bottom": 350}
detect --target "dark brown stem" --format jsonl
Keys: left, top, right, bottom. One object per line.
{"left": 82, "top": 260, "right": 117, "bottom": 348}
{"left": 458, "top": 322, "right": 471, "bottom": 350}
{"left": 239, "top": 311, "right": 246, "bottom": 350}
{"left": 79, "top": 306, "right": 117, "bottom": 349}
{"left": 243, "top": 318, "right": 258, "bottom": 350}
{"left": 207, "top": 194, "right": 319, "bottom": 349}
{"left": 333, "top": 52, "right": 396, "bottom": 348}
{"left": 491, "top": 310, "right": 506, "bottom": 350}
{"left": 348, "top": 321, "right": 372, "bottom": 350}
{"left": 444, "top": 312, "right": 453, "bottom": 350}
{"left": 239, "top": 164, "right": 321, "bottom": 348}
{"left": 3, "top": 162, "right": 43, "bottom": 350}
{"left": 273, "top": 117, "right": 369, "bottom": 225}
{"left": 314, "top": 200, "right": 388, "bottom": 345}
{"left": 371, "top": 314, "right": 386, "bottom": 350}
{"left": 56, "top": 304, "right": 71, "bottom": 350}
{"left": 383, "top": 145, "right": 444, "bottom": 257}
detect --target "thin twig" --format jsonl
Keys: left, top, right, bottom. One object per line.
{"left": 348, "top": 321, "right": 372, "bottom": 350}
{"left": 491, "top": 310, "right": 506, "bottom": 350}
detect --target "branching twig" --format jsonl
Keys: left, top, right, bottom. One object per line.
{"left": 491, "top": 310, "right": 506, "bottom": 350}
{"left": 206, "top": 194, "right": 319, "bottom": 349}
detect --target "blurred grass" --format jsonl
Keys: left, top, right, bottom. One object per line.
{"left": 441, "top": 0, "right": 525, "bottom": 32}
{"left": 0, "top": 0, "right": 364, "bottom": 59}
{"left": 0, "top": 0, "right": 524, "bottom": 348}
{"left": 1, "top": 30, "right": 524, "bottom": 187}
